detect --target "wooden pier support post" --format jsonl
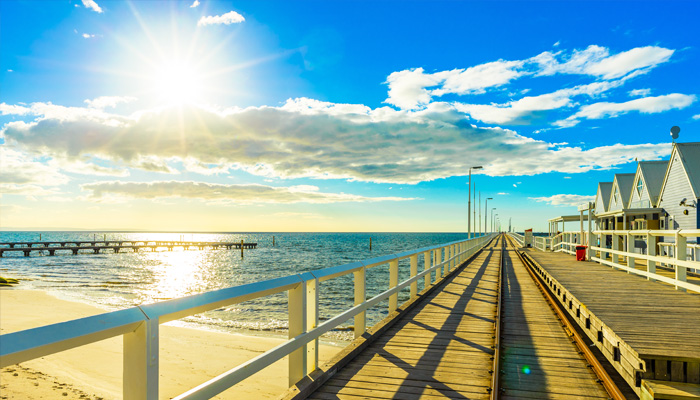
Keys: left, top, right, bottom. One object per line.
{"left": 306, "top": 276, "right": 318, "bottom": 373}
{"left": 369, "top": 237, "right": 372, "bottom": 251}
{"left": 409, "top": 255, "right": 418, "bottom": 299}
{"left": 273, "top": 236, "right": 275, "bottom": 247}
{"left": 612, "top": 233, "right": 619, "bottom": 265}
{"left": 647, "top": 233, "right": 656, "bottom": 281}
{"left": 435, "top": 248, "right": 442, "bottom": 279}
{"left": 627, "top": 232, "right": 635, "bottom": 273}
{"left": 675, "top": 232, "right": 687, "bottom": 292}
{"left": 423, "top": 251, "right": 431, "bottom": 288}
{"left": 288, "top": 282, "right": 306, "bottom": 386}
{"left": 388, "top": 260, "right": 398, "bottom": 313}
{"left": 353, "top": 267, "right": 366, "bottom": 339}
{"left": 240, "top": 240, "right": 244, "bottom": 258}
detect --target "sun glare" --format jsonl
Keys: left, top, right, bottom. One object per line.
{"left": 153, "top": 61, "right": 203, "bottom": 105}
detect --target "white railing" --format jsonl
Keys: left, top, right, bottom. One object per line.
{"left": 0, "top": 234, "right": 495, "bottom": 400}
{"left": 590, "top": 229, "right": 700, "bottom": 293}
{"left": 550, "top": 231, "right": 589, "bottom": 255}
{"left": 508, "top": 232, "right": 524, "bottom": 247}
{"left": 530, "top": 228, "right": 700, "bottom": 293}
{"left": 533, "top": 236, "right": 551, "bottom": 252}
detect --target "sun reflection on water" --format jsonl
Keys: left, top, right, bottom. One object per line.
{"left": 137, "top": 250, "right": 211, "bottom": 303}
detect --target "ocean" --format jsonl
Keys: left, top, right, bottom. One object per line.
{"left": 0, "top": 231, "right": 482, "bottom": 343}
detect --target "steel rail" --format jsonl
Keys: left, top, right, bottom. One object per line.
{"left": 506, "top": 235, "right": 626, "bottom": 400}
{"left": 489, "top": 235, "right": 503, "bottom": 400}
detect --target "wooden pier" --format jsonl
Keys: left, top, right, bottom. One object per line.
{"left": 521, "top": 247, "right": 700, "bottom": 399}
{"left": 0, "top": 240, "right": 257, "bottom": 257}
{"left": 284, "top": 235, "right": 628, "bottom": 399}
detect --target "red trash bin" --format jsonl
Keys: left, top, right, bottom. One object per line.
{"left": 576, "top": 245, "right": 587, "bottom": 261}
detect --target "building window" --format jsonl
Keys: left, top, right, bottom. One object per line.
{"left": 637, "top": 177, "right": 643, "bottom": 196}
{"left": 614, "top": 187, "right": 618, "bottom": 204}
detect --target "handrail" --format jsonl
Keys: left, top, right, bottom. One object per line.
{"left": 532, "top": 228, "right": 699, "bottom": 293}
{"left": 0, "top": 233, "right": 495, "bottom": 400}
{"left": 507, "top": 232, "right": 524, "bottom": 247}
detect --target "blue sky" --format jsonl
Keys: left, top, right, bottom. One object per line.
{"left": 1, "top": 0, "right": 699, "bottom": 232}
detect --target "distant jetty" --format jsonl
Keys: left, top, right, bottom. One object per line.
{"left": 0, "top": 240, "right": 257, "bottom": 257}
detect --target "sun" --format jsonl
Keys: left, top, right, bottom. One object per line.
{"left": 153, "top": 61, "right": 204, "bottom": 105}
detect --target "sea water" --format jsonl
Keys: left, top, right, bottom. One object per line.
{"left": 0, "top": 231, "right": 479, "bottom": 342}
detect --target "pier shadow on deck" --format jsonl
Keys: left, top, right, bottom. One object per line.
{"left": 305, "top": 245, "right": 501, "bottom": 399}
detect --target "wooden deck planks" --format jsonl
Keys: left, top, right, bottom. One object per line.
{"left": 307, "top": 237, "right": 504, "bottom": 399}
{"left": 523, "top": 249, "right": 700, "bottom": 360}
{"left": 499, "top": 247, "right": 609, "bottom": 399}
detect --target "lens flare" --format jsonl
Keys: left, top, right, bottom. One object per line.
{"left": 521, "top": 365, "right": 531, "bottom": 374}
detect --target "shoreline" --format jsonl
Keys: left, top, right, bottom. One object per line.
{"left": 0, "top": 288, "right": 343, "bottom": 399}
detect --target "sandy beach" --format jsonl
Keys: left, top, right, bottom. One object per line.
{"left": 0, "top": 288, "right": 343, "bottom": 399}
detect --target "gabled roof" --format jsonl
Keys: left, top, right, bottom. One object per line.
{"left": 636, "top": 161, "right": 669, "bottom": 207}
{"left": 610, "top": 173, "right": 635, "bottom": 208}
{"left": 658, "top": 142, "right": 700, "bottom": 203}
{"left": 596, "top": 182, "right": 613, "bottom": 212}
{"left": 676, "top": 143, "right": 700, "bottom": 199}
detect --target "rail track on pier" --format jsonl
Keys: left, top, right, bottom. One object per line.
{"left": 294, "top": 234, "right": 630, "bottom": 399}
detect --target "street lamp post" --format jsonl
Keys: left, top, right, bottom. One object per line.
{"left": 491, "top": 208, "right": 497, "bottom": 232}
{"left": 468, "top": 166, "right": 483, "bottom": 239}
{"left": 485, "top": 198, "right": 493, "bottom": 233}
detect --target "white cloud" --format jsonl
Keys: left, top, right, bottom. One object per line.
{"left": 190, "top": 0, "right": 200, "bottom": 7}
{"left": 197, "top": 11, "right": 245, "bottom": 26}
{"left": 558, "top": 93, "right": 696, "bottom": 127}
{"left": 82, "top": 33, "right": 95, "bottom": 39}
{"left": 50, "top": 159, "right": 129, "bottom": 177}
{"left": 531, "top": 45, "right": 673, "bottom": 79}
{"left": 0, "top": 103, "right": 31, "bottom": 116}
{"left": 530, "top": 194, "right": 595, "bottom": 207}
{"left": 81, "top": 0, "right": 102, "bottom": 13}
{"left": 84, "top": 96, "right": 137, "bottom": 109}
{"left": 384, "top": 45, "right": 674, "bottom": 112}
{"left": 82, "top": 181, "right": 416, "bottom": 204}
{"left": 385, "top": 61, "right": 524, "bottom": 110}
{"left": 432, "top": 61, "right": 525, "bottom": 96}
{"left": 384, "top": 68, "right": 442, "bottom": 110}
{"left": 692, "top": 114, "right": 700, "bottom": 120}
{"left": 7, "top": 69, "right": 13, "bottom": 72}
{"left": 497, "top": 192, "right": 509, "bottom": 195}
{"left": 453, "top": 80, "right": 626, "bottom": 125}
{"left": 1, "top": 102, "right": 676, "bottom": 183}
{"left": 0, "top": 147, "right": 69, "bottom": 188}
{"left": 628, "top": 88, "right": 651, "bottom": 97}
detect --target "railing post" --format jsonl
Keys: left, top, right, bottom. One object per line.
{"left": 288, "top": 281, "right": 306, "bottom": 386}
{"left": 676, "top": 232, "right": 687, "bottom": 292}
{"left": 448, "top": 245, "right": 454, "bottom": 272}
{"left": 123, "top": 318, "right": 159, "bottom": 400}
{"left": 424, "top": 251, "right": 431, "bottom": 288}
{"left": 353, "top": 266, "right": 366, "bottom": 339}
{"left": 627, "top": 232, "right": 635, "bottom": 273}
{"left": 612, "top": 232, "right": 619, "bottom": 265}
{"left": 435, "top": 248, "right": 442, "bottom": 280}
{"left": 306, "top": 275, "right": 318, "bottom": 373}
{"left": 647, "top": 233, "right": 656, "bottom": 281}
{"left": 389, "top": 259, "right": 399, "bottom": 313}
{"left": 410, "top": 255, "right": 418, "bottom": 299}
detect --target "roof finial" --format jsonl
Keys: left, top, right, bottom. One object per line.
{"left": 670, "top": 126, "right": 680, "bottom": 143}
